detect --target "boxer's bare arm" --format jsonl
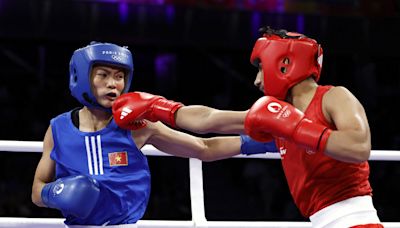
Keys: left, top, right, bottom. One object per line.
{"left": 32, "top": 126, "right": 56, "bottom": 207}
{"left": 323, "top": 86, "right": 371, "bottom": 163}
{"left": 175, "top": 106, "right": 247, "bottom": 134}
{"left": 137, "top": 121, "right": 241, "bottom": 161}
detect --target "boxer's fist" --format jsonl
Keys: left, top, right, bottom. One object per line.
{"left": 41, "top": 175, "right": 100, "bottom": 218}
{"left": 240, "top": 134, "right": 278, "bottom": 155}
{"left": 112, "top": 92, "right": 183, "bottom": 129}
{"left": 245, "top": 125, "right": 275, "bottom": 142}
{"left": 244, "top": 96, "right": 331, "bottom": 153}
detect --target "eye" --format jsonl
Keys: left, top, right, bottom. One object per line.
{"left": 96, "top": 72, "right": 107, "bottom": 77}
{"left": 115, "top": 73, "right": 125, "bottom": 80}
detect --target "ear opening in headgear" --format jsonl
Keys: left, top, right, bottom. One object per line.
{"left": 283, "top": 58, "right": 290, "bottom": 64}
{"left": 280, "top": 57, "right": 290, "bottom": 74}
{"left": 72, "top": 68, "right": 78, "bottom": 83}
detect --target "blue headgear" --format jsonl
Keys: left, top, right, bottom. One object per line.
{"left": 69, "top": 42, "right": 134, "bottom": 109}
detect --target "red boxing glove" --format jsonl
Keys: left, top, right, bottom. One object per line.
{"left": 245, "top": 124, "right": 274, "bottom": 142}
{"left": 112, "top": 92, "right": 183, "bottom": 129}
{"left": 127, "top": 120, "right": 147, "bottom": 130}
{"left": 244, "top": 96, "right": 331, "bottom": 153}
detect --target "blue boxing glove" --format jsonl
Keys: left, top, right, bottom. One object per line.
{"left": 41, "top": 175, "right": 100, "bottom": 219}
{"left": 240, "top": 134, "right": 278, "bottom": 155}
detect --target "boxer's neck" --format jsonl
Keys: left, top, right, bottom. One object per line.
{"left": 79, "top": 107, "right": 113, "bottom": 132}
{"left": 288, "top": 77, "right": 318, "bottom": 112}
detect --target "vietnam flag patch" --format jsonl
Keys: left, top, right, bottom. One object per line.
{"left": 108, "top": 152, "right": 128, "bottom": 166}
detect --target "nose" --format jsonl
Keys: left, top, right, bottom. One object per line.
{"left": 254, "top": 77, "right": 261, "bottom": 87}
{"left": 106, "top": 77, "right": 117, "bottom": 88}
{"left": 254, "top": 72, "right": 262, "bottom": 87}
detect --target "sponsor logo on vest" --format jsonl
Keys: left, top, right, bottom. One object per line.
{"left": 279, "top": 147, "right": 287, "bottom": 156}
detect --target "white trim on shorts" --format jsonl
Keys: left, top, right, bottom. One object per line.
{"left": 309, "top": 195, "right": 381, "bottom": 228}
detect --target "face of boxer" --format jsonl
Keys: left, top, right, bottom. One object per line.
{"left": 253, "top": 57, "right": 291, "bottom": 95}
{"left": 254, "top": 64, "right": 264, "bottom": 93}
{"left": 91, "top": 65, "right": 126, "bottom": 108}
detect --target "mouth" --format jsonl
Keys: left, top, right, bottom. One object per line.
{"left": 105, "top": 92, "right": 117, "bottom": 100}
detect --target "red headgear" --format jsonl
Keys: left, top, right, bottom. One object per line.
{"left": 250, "top": 28, "right": 323, "bottom": 100}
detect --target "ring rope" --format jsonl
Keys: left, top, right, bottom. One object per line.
{"left": 1, "top": 140, "right": 399, "bottom": 228}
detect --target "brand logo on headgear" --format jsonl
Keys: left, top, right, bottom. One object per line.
{"left": 101, "top": 50, "right": 128, "bottom": 62}
{"left": 267, "top": 102, "right": 282, "bottom": 113}
{"left": 317, "top": 54, "right": 323, "bottom": 68}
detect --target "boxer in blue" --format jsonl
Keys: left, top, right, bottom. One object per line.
{"left": 31, "top": 41, "right": 276, "bottom": 227}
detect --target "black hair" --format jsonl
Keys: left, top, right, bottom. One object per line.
{"left": 258, "top": 26, "right": 303, "bottom": 39}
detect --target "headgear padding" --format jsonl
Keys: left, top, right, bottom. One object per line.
{"left": 69, "top": 42, "right": 134, "bottom": 109}
{"left": 250, "top": 28, "right": 323, "bottom": 100}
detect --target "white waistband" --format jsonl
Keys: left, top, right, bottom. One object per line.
{"left": 66, "top": 224, "right": 137, "bottom": 228}
{"left": 309, "top": 195, "right": 381, "bottom": 228}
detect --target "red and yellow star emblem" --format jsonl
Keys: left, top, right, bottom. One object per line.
{"left": 108, "top": 152, "right": 128, "bottom": 166}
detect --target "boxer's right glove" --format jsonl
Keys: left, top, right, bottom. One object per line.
{"left": 244, "top": 96, "right": 331, "bottom": 153}
{"left": 240, "top": 135, "right": 278, "bottom": 155}
{"left": 112, "top": 92, "right": 183, "bottom": 129}
{"left": 41, "top": 175, "right": 100, "bottom": 219}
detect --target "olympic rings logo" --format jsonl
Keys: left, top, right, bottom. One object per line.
{"left": 111, "top": 55, "right": 124, "bottom": 62}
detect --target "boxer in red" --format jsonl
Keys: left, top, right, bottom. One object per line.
{"left": 112, "top": 27, "right": 383, "bottom": 227}
{"left": 244, "top": 27, "right": 382, "bottom": 227}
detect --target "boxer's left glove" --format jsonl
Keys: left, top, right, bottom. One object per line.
{"left": 41, "top": 175, "right": 100, "bottom": 219}
{"left": 240, "top": 135, "right": 278, "bottom": 155}
{"left": 112, "top": 92, "right": 184, "bottom": 129}
{"left": 244, "top": 96, "right": 331, "bottom": 153}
